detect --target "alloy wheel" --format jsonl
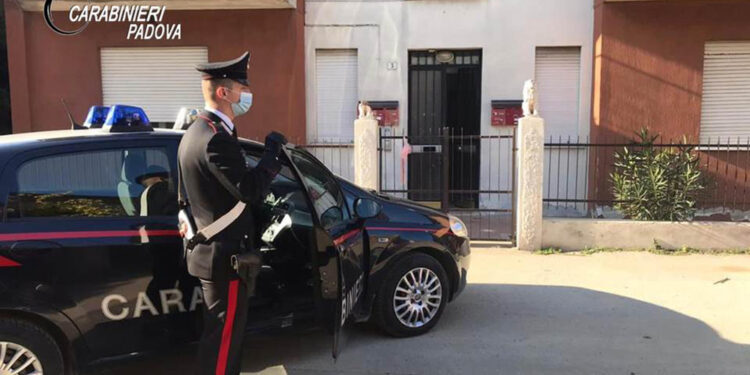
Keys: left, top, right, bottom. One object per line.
{"left": 393, "top": 267, "right": 443, "bottom": 328}
{"left": 0, "top": 341, "right": 43, "bottom": 375}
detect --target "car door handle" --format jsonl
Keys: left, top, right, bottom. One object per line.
{"left": 11, "top": 240, "right": 62, "bottom": 249}
{"left": 10, "top": 240, "right": 62, "bottom": 256}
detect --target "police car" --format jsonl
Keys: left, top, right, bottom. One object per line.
{"left": 0, "top": 105, "right": 470, "bottom": 374}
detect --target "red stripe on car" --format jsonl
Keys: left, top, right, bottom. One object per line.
{"left": 333, "top": 229, "right": 361, "bottom": 246}
{"left": 366, "top": 227, "right": 438, "bottom": 233}
{"left": 0, "top": 230, "right": 180, "bottom": 242}
{"left": 0, "top": 256, "right": 20, "bottom": 268}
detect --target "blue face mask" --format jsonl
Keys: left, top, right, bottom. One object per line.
{"left": 230, "top": 92, "right": 253, "bottom": 117}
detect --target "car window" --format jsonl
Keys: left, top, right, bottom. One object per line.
{"left": 244, "top": 152, "right": 312, "bottom": 219}
{"left": 289, "top": 149, "right": 349, "bottom": 228}
{"left": 6, "top": 147, "right": 177, "bottom": 218}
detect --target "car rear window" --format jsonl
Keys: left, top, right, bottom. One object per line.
{"left": 6, "top": 147, "right": 176, "bottom": 218}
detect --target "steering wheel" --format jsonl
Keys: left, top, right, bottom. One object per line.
{"left": 271, "top": 191, "right": 295, "bottom": 215}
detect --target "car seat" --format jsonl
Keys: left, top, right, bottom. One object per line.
{"left": 117, "top": 151, "right": 146, "bottom": 216}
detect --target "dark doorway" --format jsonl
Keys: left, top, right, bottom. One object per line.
{"left": 407, "top": 50, "right": 482, "bottom": 208}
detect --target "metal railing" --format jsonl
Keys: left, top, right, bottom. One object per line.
{"left": 543, "top": 135, "right": 750, "bottom": 221}
{"left": 379, "top": 127, "right": 516, "bottom": 241}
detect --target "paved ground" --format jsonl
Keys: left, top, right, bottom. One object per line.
{"left": 103, "top": 248, "right": 750, "bottom": 375}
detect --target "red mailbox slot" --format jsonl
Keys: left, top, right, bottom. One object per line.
{"left": 491, "top": 100, "right": 523, "bottom": 126}
{"left": 368, "top": 101, "right": 399, "bottom": 127}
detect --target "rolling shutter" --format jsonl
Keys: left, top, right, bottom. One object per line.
{"left": 535, "top": 47, "right": 581, "bottom": 137}
{"left": 101, "top": 47, "right": 208, "bottom": 123}
{"left": 315, "top": 49, "right": 358, "bottom": 142}
{"left": 700, "top": 42, "right": 750, "bottom": 141}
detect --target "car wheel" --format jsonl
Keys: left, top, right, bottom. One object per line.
{"left": 0, "top": 318, "right": 64, "bottom": 375}
{"left": 374, "top": 253, "right": 449, "bottom": 337}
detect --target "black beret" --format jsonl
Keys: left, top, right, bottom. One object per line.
{"left": 136, "top": 165, "right": 169, "bottom": 184}
{"left": 195, "top": 51, "right": 250, "bottom": 86}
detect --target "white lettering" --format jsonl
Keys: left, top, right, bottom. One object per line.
{"left": 147, "top": 6, "right": 161, "bottom": 23}
{"left": 340, "top": 274, "right": 364, "bottom": 327}
{"left": 190, "top": 286, "right": 204, "bottom": 311}
{"left": 98, "top": 6, "right": 108, "bottom": 22}
{"left": 68, "top": 5, "right": 81, "bottom": 23}
{"left": 102, "top": 286, "right": 203, "bottom": 320}
{"left": 78, "top": 6, "right": 88, "bottom": 22}
{"left": 126, "top": 6, "right": 139, "bottom": 22}
{"left": 88, "top": 6, "right": 101, "bottom": 22}
{"left": 158, "top": 6, "right": 166, "bottom": 22}
{"left": 102, "top": 294, "right": 129, "bottom": 321}
{"left": 158, "top": 24, "right": 167, "bottom": 39}
{"left": 127, "top": 24, "right": 137, "bottom": 39}
{"left": 170, "top": 24, "right": 181, "bottom": 40}
{"left": 160, "top": 289, "right": 187, "bottom": 314}
{"left": 127, "top": 24, "right": 182, "bottom": 40}
{"left": 133, "top": 292, "right": 159, "bottom": 318}
{"left": 108, "top": 5, "right": 119, "bottom": 22}
{"left": 144, "top": 24, "right": 153, "bottom": 40}
{"left": 137, "top": 6, "right": 148, "bottom": 22}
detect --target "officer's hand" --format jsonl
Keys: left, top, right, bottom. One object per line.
{"left": 265, "top": 131, "right": 288, "bottom": 156}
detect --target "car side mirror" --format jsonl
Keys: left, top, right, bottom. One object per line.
{"left": 354, "top": 198, "right": 382, "bottom": 219}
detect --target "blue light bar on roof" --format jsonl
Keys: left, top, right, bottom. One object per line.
{"left": 83, "top": 106, "right": 110, "bottom": 128}
{"left": 102, "top": 105, "right": 153, "bottom": 132}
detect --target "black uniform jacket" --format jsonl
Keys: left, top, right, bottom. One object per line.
{"left": 177, "top": 110, "right": 280, "bottom": 280}
{"left": 142, "top": 180, "right": 179, "bottom": 216}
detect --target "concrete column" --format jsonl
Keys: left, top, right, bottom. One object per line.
{"left": 515, "top": 115, "right": 545, "bottom": 251}
{"left": 353, "top": 118, "right": 379, "bottom": 191}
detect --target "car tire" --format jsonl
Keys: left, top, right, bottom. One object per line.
{"left": 374, "top": 253, "right": 450, "bottom": 337}
{"left": 0, "top": 318, "right": 65, "bottom": 375}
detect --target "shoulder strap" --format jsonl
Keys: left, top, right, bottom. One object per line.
{"left": 197, "top": 201, "right": 247, "bottom": 242}
{"left": 140, "top": 185, "right": 152, "bottom": 216}
{"left": 185, "top": 200, "right": 247, "bottom": 248}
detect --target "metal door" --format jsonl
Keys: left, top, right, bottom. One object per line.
{"left": 407, "top": 50, "right": 482, "bottom": 208}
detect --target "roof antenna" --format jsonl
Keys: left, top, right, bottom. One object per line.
{"left": 61, "top": 98, "right": 86, "bottom": 129}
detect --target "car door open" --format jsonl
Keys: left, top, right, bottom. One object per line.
{"left": 283, "top": 147, "right": 368, "bottom": 359}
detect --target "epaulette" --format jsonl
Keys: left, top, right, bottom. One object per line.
{"left": 197, "top": 114, "right": 219, "bottom": 134}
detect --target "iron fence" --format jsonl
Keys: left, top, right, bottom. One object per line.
{"left": 543, "top": 135, "right": 750, "bottom": 221}
{"left": 379, "top": 127, "right": 516, "bottom": 241}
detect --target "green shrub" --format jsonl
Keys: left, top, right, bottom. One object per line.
{"left": 610, "top": 129, "right": 704, "bottom": 221}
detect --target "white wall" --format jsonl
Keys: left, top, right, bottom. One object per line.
{"left": 305, "top": 0, "right": 594, "bottom": 206}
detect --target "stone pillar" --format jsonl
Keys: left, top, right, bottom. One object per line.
{"left": 515, "top": 115, "right": 545, "bottom": 251}
{"left": 353, "top": 118, "right": 379, "bottom": 191}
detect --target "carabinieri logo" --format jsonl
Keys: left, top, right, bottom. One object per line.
{"left": 43, "top": 0, "right": 182, "bottom": 40}
{"left": 44, "top": 0, "right": 89, "bottom": 35}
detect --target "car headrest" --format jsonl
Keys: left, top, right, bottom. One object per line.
{"left": 121, "top": 152, "right": 146, "bottom": 182}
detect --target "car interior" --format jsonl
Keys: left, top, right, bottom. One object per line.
{"left": 242, "top": 148, "right": 319, "bottom": 325}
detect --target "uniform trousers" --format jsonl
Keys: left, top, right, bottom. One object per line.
{"left": 196, "top": 258, "right": 249, "bottom": 375}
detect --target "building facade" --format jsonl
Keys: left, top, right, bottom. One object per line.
{"left": 305, "top": 0, "right": 594, "bottom": 213}
{"left": 587, "top": 0, "right": 750, "bottom": 217}
{"left": 4, "top": 0, "right": 306, "bottom": 141}
{"left": 593, "top": 0, "right": 750, "bottom": 143}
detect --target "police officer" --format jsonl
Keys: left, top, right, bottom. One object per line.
{"left": 136, "top": 165, "right": 178, "bottom": 216}
{"left": 177, "top": 51, "right": 287, "bottom": 375}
